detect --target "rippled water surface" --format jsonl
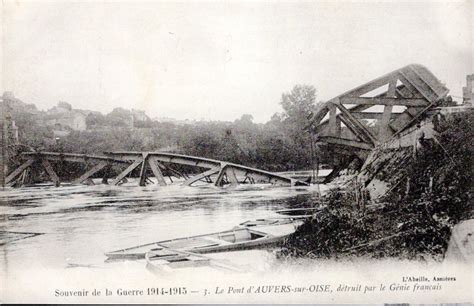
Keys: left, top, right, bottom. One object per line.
{"left": 0, "top": 182, "right": 323, "bottom": 275}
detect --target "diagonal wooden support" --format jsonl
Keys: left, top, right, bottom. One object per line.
{"left": 225, "top": 166, "right": 239, "bottom": 186}
{"left": 102, "top": 165, "right": 111, "bottom": 184}
{"left": 215, "top": 165, "right": 239, "bottom": 187}
{"left": 165, "top": 165, "right": 185, "bottom": 178}
{"left": 392, "top": 102, "right": 437, "bottom": 137}
{"left": 41, "top": 159, "right": 60, "bottom": 187}
{"left": 148, "top": 157, "right": 166, "bottom": 186}
{"left": 378, "top": 79, "right": 396, "bottom": 142}
{"left": 397, "top": 74, "right": 423, "bottom": 97}
{"left": 11, "top": 168, "right": 31, "bottom": 187}
{"left": 316, "top": 86, "right": 404, "bottom": 132}
{"left": 328, "top": 103, "right": 340, "bottom": 137}
{"left": 337, "top": 110, "right": 372, "bottom": 144}
{"left": 378, "top": 105, "right": 393, "bottom": 142}
{"left": 19, "top": 169, "right": 27, "bottom": 186}
{"left": 74, "top": 161, "right": 108, "bottom": 184}
{"left": 308, "top": 104, "right": 329, "bottom": 130}
{"left": 20, "top": 167, "right": 33, "bottom": 186}
{"left": 387, "top": 79, "right": 397, "bottom": 97}
{"left": 398, "top": 71, "right": 438, "bottom": 103}
{"left": 215, "top": 165, "right": 227, "bottom": 187}
{"left": 335, "top": 102, "right": 378, "bottom": 145}
{"left": 184, "top": 166, "right": 221, "bottom": 186}
{"left": 112, "top": 159, "right": 143, "bottom": 185}
{"left": 139, "top": 153, "right": 149, "bottom": 187}
{"left": 5, "top": 159, "right": 35, "bottom": 184}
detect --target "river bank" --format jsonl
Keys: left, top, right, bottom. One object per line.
{"left": 279, "top": 111, "right": 473, "bottom": 261}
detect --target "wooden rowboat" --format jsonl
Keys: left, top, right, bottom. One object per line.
{"left": 276, "top": 207, "right": 325, "bottom": 216}
{"left": 145, "top": 246, "right": 211, "bottom": 272}
{"left": 105, "top": 220, "right": 302, "bottom": 261}
{"left": 145, "top": 245, "right": 243, "bottom": 273}
{"left": 238, "top": 216, "right": 306, "bottom": 227}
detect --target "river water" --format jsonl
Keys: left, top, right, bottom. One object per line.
{"left": 0, "top": 182, "right": 322, "bottom": 275}
{"left": 1, "top": 181, "right": 470, "bottom": 303}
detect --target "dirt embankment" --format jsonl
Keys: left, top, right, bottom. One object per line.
{"left": 279, "top": 111, "right": 473, "bottom": 261}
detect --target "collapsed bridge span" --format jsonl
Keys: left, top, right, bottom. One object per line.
{"left": 6, "top": 151, "right": 309, "bottom": 187}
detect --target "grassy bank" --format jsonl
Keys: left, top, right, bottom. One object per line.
{"left": 279, "top": 111, "right": 473, "bottom": 261}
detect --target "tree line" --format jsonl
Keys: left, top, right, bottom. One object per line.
{"left": 12, "top": 85, "right": 331, "bottom": 172}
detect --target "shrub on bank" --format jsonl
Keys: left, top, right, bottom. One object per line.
{"left": 279, "top": 111, "right": 473, "bottom": 260}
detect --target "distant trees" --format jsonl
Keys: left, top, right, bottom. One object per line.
{"left": 86, "top": 108, "right": 153, "bottom": 129}
{"left": 106, "top": 108, "right": 132, "bottom": 127}
{"left": 234, "top": 114, "right": 254, "bottom": 126}
{"left": 57, "top": 101, "right": 72, "bottom": 111}
{"left": 11, "top": 84, "right": 328, "bottom": 172}
{"left": 85, "top": 112, "right": 107, "bottom": 128}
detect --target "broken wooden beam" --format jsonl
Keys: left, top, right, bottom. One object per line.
{"left": 73, "top": 161, "right": 108, "bottom": 184}
{"left": 148, "top": 157, "right": 167, "bottom": 186}
{"left": 41, "top": 159, "right": 60, "bottom": 187}
{"left": 139, "top": 153, "right": 149, "bottom": 187}
{"left": 335, "top": 103, "right": 378, "bottom": 145}
{"left": 184, "top": 166, "right": 221, "bottom": 186}
{"left": 215, "top": 165, "right": 239, "bottom": 187}
{"left": 339, "top": 97, "right": 428, "bottom": 106}
{"left": 318, "top": 136, "right": 373, "bottom": 150}
{"left": 328, "top": 103, "right": 340, "bottom": 137}
{"left": 351, "top": 112, "right": 400, "bottom": 120}
{"left": 5, "top": 159, "right": 35, "bottom": 184}
{"left": 112, "top": 159, "right": 143, "bottom": 185}
{"left": 378, "top": 105, "right": 394, "bottom": 142}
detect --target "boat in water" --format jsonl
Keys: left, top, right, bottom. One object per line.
{"left": 105, "top": 218, "right": 303, "bottom": 261}
{"left": 145, "top": 245, "right": 243, "bottom": 274}
{"left": 276, "top": 206, "right": 325, "bottom": 216}
{"left": 238, "top": 216, "right": 306, "bottom": 227}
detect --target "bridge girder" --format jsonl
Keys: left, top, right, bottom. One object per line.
{"left": 9, "top": 151, "right": 308, "bottom": 187}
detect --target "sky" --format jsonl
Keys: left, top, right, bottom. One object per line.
{"left": 1, "top": 0, "right": 472, "bottom": 123}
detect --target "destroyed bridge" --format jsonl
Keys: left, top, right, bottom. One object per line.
{"left": 6, "top": 151, "right": 309, "bottom": 187}
{"left": 309, "top": 64, "right": 449, "bottom": 160}
{"left": 5, "top": 64, "right": 450, "bottom": 188}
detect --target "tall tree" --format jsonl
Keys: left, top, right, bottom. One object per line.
{"left": 280, "top": 85, "right": 317, "bottom": 126}
{"left": 278, "top": 85, "right": 320, "bottom": 170}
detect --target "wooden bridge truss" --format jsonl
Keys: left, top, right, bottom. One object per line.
{"left": 310, "top": 64, "right": 449, "bottom": 157}
{"left": 5, "top": 151, "right": 308, "bottom": 187}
